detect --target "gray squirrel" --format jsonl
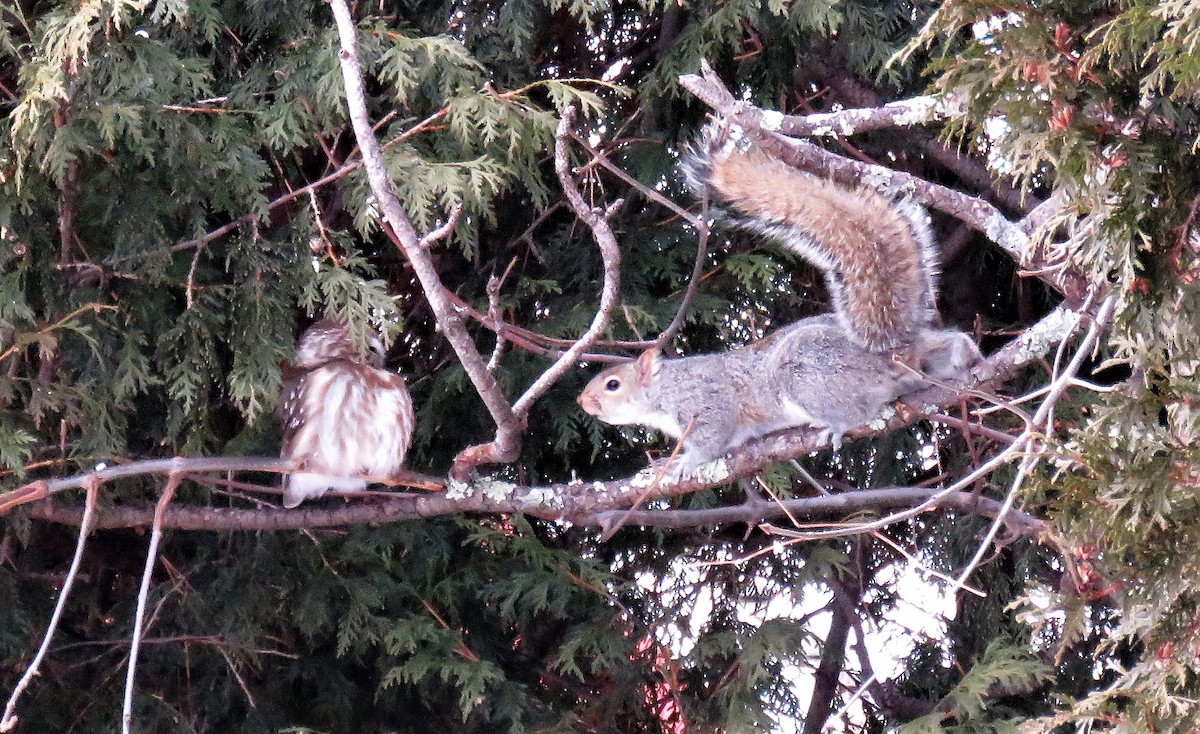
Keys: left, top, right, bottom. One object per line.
{"left": 576, "top": 127, "right": 981, "bottom": 477}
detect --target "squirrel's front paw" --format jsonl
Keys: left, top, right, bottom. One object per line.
{"left": 646, "top": 456, "right": 690, "bottom": 482}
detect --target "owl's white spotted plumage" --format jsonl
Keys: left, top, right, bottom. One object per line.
{"left": 278, "top": 319, "right": 414, "bottom": 508}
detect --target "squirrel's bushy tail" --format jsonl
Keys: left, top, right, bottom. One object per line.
{"left": 683, "top": 125, "right": 941, "bottom": 353}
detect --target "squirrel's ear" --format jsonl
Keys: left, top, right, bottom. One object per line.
{"left": 633, "top": 349, "right": 661, "bottom": 382}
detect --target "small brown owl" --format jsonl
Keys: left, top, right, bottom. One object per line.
{"left": 278, "top": 319, "right": 414, "bottom": 508}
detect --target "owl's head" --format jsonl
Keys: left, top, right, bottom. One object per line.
{"left": 292, "top": 319, "right": 385, "bottom": 369}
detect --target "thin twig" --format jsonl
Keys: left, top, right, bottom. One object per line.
{"left": 49, "top": 634, "right": 294, "bottom": 658}
{"left": 683, "top": 536, "right": 806, "bottom": 569}
{"left": 0, "top": 479, "right": 100, "bottom": 733}
{"left": 569, "top": 131, "right": 701, "bottom": 228}
{"left": 416, "top": 200, "right": 464, "bottom": 248}
{"left": 769, "top": 479, "right": 992, "bottom": 543}
{"left": 598, "top": 419, "right": 696, "bottom": 541}
{"left": 440, "top": 289, "right": 630, "bottom": 362}
{"left": 123, "top": 104, "right": 454, "bottom": 266}
{"left": 824, "top": 670, "right": 877, "bottom": 732}
{"left": 951, "top": 293, "right": 1115, "bottom": 593}
{"left": 122, "top": 473, "right": 181, "bottom": 734}
{"left": 788, "top": 460, "right": 831, "bottom": 495}
{"left": 185, "top": 237, "right": 205, "bottom": 310}
{"left": 871, "top": 531, "right": 985, "bottom": 598}
{"left": 755, "top": 419, "right": 1039, "bottom": 544}
{"left": 926, "top": 412, "right": 1017, "bottom": 445}
{"left": 485, "top": 259, "right": 517, "bottom": 373}
{"left": 655, "top": 195, "right": 710, "bottom": 347}
{"left": 0, "top": 303, "right": 118, "bottom": 366}
{"left": 755, "top": 475, "right": 802, "bottom": 525}
{"left": 216, "top": 647, "right": 256, "bottom": 710}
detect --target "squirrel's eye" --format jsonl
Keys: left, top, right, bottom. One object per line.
{"left": 604, "top": 378, "right": 621, "bottom": 392}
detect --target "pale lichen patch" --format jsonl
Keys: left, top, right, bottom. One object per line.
{"left": 1013, "top": 308, "right": 1079, "bottom": 364}
{"left": 983, "top": 211, "right": 1028, "bottom": 261}
{"left": 521, "top": 487, "right": 562, "bottom": 509}
{"left": 869, "top": 410, "right": 896, "bottom": 432}
{"left": 445, "top": 478, "right": 473, "bottom": 500}
{"left": 890, "top": 95, "right": 941, "bottom": 126}
{"left": 481, "top": 478, "right": 518, "bottom": 502}
{"left": 629, "top": 469, "right": 657, "bottom": 490}
{"left": 860, "top": 167, "right": 895, "bottom": 190}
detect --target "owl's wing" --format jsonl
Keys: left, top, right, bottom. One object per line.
{"left": 278, "top": 361, "right": 413, "bottom": 504}
{"left": 374, "top": 371, "right": 415, "bottom": 460}
{"left": 278, "top": 372, "right": 307, "bottom": 453}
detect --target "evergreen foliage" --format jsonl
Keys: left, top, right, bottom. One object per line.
{"left": 2, "top": 0, "right": 1199, "bottom": 732}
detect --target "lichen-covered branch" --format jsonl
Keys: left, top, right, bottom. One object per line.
{"left": 679, "top": 60, "right": 1094, "bottom": 302}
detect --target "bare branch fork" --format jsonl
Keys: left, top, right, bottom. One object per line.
{"left": 328, "top": 0, "right": 626, "bottom": 479}
{"left": 510, "top": 106, "right": 621, "bottom": 417}
{"left": 950, "top": 293, "right": 1117, "bottom": 592}
{"left": 328, "top": 0, "right": 520, "bottom": 480}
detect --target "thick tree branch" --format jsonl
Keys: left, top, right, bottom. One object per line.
{"left": 2, "top": 291, "right": 1087, "bottom": 540}
{"left": 11, "top": 451, "right": 1043, "bottom": 541}
{"left": 679, "top": 61, "right": 1093, "bottom": 303}
{"left": 327, "top": 0, "right": 521, "bottom": 479}
{"left": 803, "top": 54, "right": 1035, "bottom": 215}
{"left": 804, "top": 573, "right": 860, "bottom": 734}
{"left": 778, "top": 93, "right": 964, "bottom": 138}
{"left": 1, "top": 290, "right": 1084, "bottom": 535}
